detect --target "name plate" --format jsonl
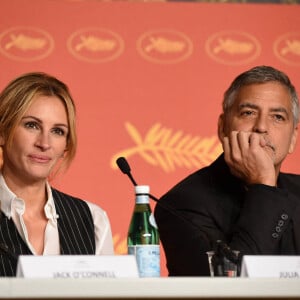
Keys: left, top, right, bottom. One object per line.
{"left": 241, "top": 255, "right": 300, "bottom": 278}
{"left": 16, "top": 255, "right": 139, "bottom": 278}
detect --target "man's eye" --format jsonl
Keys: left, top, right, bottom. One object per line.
{"left": 240, "top": 110, "right": 254, "bottom": 116}
{"left": 274, "top": 114, "right": 285, "bottom": 121}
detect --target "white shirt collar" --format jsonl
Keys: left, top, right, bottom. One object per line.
{"left": 0, "top": 173, "right": 59, "bottom": 223}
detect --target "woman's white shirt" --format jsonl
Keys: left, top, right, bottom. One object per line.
{"left": 0, "top": 174, "right": 114, "bottom": 255}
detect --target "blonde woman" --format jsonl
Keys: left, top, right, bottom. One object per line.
{"left": 0, "top": 72, "right": 114, "bottom": 276}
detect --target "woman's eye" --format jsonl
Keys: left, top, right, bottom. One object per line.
{"left": 52, "top": 127, "right": 66, "bottom": 136}
{"left": 24, "top": 121, "right": 39, "bottom": 129}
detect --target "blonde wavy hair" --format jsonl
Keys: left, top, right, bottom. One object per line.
{"left": 0, "top": 72, "right": 77, "bottom": 175}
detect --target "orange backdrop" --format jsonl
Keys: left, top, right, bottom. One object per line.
{"left": 1, "top": 0, "right": 300, "bottom": 276}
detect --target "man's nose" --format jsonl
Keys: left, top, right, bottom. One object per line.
{"left": 253, "top": 116, "right": 268, "bottom": 134}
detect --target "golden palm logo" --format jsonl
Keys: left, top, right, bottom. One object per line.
{"left": 212, "top": 38, "right": 254, "bottom": 55}
{"left": 281, "top": 40, "right": 300, "bottom": 55}
{"left": 205, "top": 30, "right": 261, "bottom": 65}
{"left": 144, "top": 37, "right": 186, "bottom": 53}
{"left": 274, "top": 33, "right": 300, "bottom": 66}
{"left": 0, "top": 26, "right": 54, "bottom": 61}
{"left": 111, "top": 122, "right": 222, "bottom": 172}
{"left": 67, "top": 28, "right": 124, "bottom": 63}
{"left": 137, "top": 29, "right": 193, "bottom": 64}
{"left": 74, "top": 36, "right": 116, "bottom": 52}
{"left": 5, "top": 34, "right": 46, "bottom": 50}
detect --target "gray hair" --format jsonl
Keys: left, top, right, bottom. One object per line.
{"left": 222, "top": 65, "right": 299, "bottom": 125}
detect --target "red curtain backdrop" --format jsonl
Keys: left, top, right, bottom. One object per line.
{"left": 1, "top": 0, "right": 300, "bottom": 276}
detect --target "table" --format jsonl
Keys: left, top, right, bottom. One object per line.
{"left": 0, "top": 277, "right": 300, "bottom": 299}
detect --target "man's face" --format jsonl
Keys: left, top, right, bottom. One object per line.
{"left": 219, "top": 82, "right": 298, "bottom": 169}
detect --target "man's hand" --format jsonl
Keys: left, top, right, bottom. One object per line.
{"left": 222, "top": 131, "right": 277, "bottom": 186}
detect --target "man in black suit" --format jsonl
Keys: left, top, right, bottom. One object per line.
{"left": 154, "top": 65, "right": 300, "bottom": 276}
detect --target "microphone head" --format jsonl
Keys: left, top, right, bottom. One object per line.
{"left": 116, "top": 157, "right": 131, "bottom": 175}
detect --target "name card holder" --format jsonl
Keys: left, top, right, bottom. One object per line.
{"left": 241, "top": 255, "right": 300, "bottom": 278}
{"left": 16, "top": 255, "right": 139, "bottom": 278}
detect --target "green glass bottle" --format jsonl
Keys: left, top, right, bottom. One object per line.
{"left": 127, "top": 185, "right": 160, "bottom": 277}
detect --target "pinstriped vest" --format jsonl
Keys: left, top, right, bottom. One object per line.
{"left": 0, "top": 188, "right": 95, "bottom": 277}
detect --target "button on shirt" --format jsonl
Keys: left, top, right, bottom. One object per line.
{"left": 0, "top": 174, "right": 114, "bottom": 255}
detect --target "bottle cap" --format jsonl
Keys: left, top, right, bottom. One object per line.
{"left": 135, "top": 185, "right": 150, "bottom": 195}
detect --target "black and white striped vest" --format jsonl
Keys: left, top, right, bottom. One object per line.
{"left": 0, "top": 188, "right": 95, "bottom": 277}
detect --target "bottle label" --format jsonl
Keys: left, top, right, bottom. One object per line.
{"left": 128, "top": 245, "right": 160, "bottom": 277}
{"left": 136, "top": 194, "right": 149, "bottom": 204}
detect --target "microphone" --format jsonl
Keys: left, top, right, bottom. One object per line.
{"left": 116, "top": 156, "right": 242, "bottom": 274}
{"left": 211, "top": 240, "right": 241, "bottom": 276}
{"left": 116, "top": 157, "right": 138, "bottom": 186}
{"left": 215, "top": 240, "right": 240, "bottom": 264}
{"left": 116, "top": 156, "right": 163, "bottom": 204}
{"left": 116, "top": 156, "right": 208, "bottom": 231}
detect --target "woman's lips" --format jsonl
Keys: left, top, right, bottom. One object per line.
{"left": 29, "top": 154, "right": 51, "bottom": 163}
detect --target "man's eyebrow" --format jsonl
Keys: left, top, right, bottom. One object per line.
{"left": 270, "top": 107, "right": 290, "bottom": 120}
{"left": 238, "top": 103, "right": 289, "bottom": 115}
{"left": 270, "top": 107, "right": 289, "bottom": 115}
{"left": 238, "top": 102, "right": 258, "bottom": 110}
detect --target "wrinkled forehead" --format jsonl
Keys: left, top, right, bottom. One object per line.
{"left": 232, "top": 82, "right": 293, "bottom": 111}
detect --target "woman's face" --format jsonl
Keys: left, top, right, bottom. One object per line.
{"left": 1, "top": 95, "right": 69, "bottom": 184}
